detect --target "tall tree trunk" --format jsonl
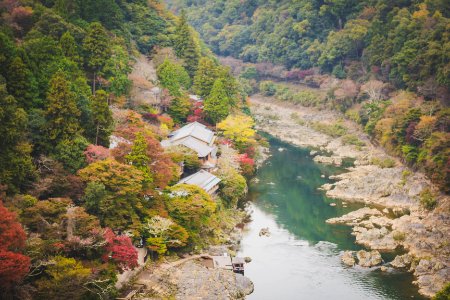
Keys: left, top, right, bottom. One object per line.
{"left": 92, "top": 71, "right": 96, "bottom": 94}
{"left": 95, "top": 124, "right": 99, "bottom": 145}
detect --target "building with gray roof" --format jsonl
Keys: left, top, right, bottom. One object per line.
{"left": 161, "top": 122, "right": 217, "bottom": 168}
{"left": 177, "top": 170, "right": 221, "bottom": 194}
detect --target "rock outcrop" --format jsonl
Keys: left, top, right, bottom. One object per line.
{"left": 356, "top": 250, "right": 383, "bottom": 267}
{"left": 326, "top": 207, "right": 382, "bottom": 225}
{"left": 341, "top": 251, "right": 356, "bottom": 266}
{"left": 137, "top": 260, "right": 253, "bottom": 299}
{"left": 390, "top": 254, "right": 412, "bottom": 269}
{"left": 341, "top": 250, "right": 382, "bottom": 268}
{"left": 313, "top": 155, "right": 342, "bottom": 166}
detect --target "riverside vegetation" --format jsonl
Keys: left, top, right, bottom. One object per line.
{"left": 0, "top": 1, "right": 261, "bottom": 299}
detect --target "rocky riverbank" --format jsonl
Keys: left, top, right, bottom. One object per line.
{"left": 250, "top": 95, "right": 449, "bottom": 298}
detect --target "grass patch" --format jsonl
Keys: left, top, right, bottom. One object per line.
{"left": 370, "top": 157, "right": 396, "bottom": 168}
{"left": 392, "top": 231, "right": 406, "bottom": 242}
{"left": 311, "top": 121, "right": 347, "bottom": 137}
{"left": 290, "top": 112, "right": 306, "bottom": 125}
{"left": 419, "top": 188, "right": 437, "bottom": 210}
{"left": 267, "top": 114, "right": 280, "bottom": 121}
{"left": 342, "top": 134, "right": 365, "bottom": 147}
{"left": 400, "top": 169, "right": 412, "bottom": 186}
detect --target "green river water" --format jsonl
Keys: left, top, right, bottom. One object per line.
{"left": 238, "top": 136, "right": 425, "bottom": 300}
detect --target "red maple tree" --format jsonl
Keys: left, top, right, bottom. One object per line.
{"left": 239, "top": 153, "right": 255, "bottom": 177}
{"left": 0, "top": 201, "right": 30, "bottom": 289}
{"left": 102, "top": 228, "right": 138, "bottom": 272}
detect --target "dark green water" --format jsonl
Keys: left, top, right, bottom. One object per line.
{"left": 238, "top": 137, "right": 425, "bottom": 300}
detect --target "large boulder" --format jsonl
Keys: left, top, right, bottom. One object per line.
{"left": 356, "top": 250, "right": 382, "bottom": 267}
{"left": 341, "top": 251, "right": 356, "bottom": 266}
{"left": 390, "top": 254, "right": 412, "bottom": 269}
{"left": 352, "top": 226, "right": 399, "bottom": 251}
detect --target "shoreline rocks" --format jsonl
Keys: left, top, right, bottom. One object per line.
{"left": 340, "top": 250, "right": 383, "bottom": 268}
{"left": 341, "top": 251, "right": 356, "bottom": 266}
{"left": 390, "top": 254, "right": 412, "bottom": 269}
{"left": 313, "top": 155, "right": 343, "bottom": 166}
{"left": 356, "top": 250, "right": 383, "bottom": 267}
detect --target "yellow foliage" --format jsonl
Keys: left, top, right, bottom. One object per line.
{"left": 412, "top": 4, "right": 429, "bottom": 19}
{"left": 414, "top": 115, "right": 437, "bottom": 140}
{"left": 374, "top": 118, "right": 394, "bottom": 147}
{"left": 217, "top": 114, "right": 256, "bottom": 144}
{"left": 159, "top": 123, "right": 169, "bottom": 136}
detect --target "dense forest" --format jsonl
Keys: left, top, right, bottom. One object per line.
{"left": 166, "top": 0, "right": 449, "bottom": 95}
{"left": 166, "top": 0, "right": 450, "bottom": 193}
{"left": 0, "top": 0, "right": 258, "bottom": 299}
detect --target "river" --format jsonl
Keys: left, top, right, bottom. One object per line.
{"left": 238, "top": 136, "right": 425, "bottom": 300}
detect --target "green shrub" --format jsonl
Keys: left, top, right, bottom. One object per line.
{"left": 259, "top": 81, "right": 277, "bottom": 96}
{"left": 419, "top": 188, "right": 437, "bottom": 210}
{"left": 291, "top": 90, "right": 318, "bottom": 106}
{"left": 345, "top": 109, "right": 361, "bottom": 124}
{"left": 400, "top": 169, "right": 412, "bottom": 186}
{"left": 370, "top": 157, "right": 396, "bottom": 168}
{"left": 311, "top": 122, "right": 347, "bottom": 137}
{"left": 433, "top": 282, "right": 450, "bottom": 300}
{"left": 392, "top": 231, "right": 406, "bottom": 241}
{"left": 342, "top": 134, "right": 365, "bottom": 147}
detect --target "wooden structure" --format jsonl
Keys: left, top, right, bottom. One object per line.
{"left": 177, "top": 170, "right": 221, "bottom": 195}
{"left": 161, "top": 122, "right": 217, "bottom": 169}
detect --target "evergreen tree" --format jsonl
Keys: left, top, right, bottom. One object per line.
{"left": 0, "top": 33, "right": 15, "bottom": 75}
{"left": 54, "top": 135, "right": 89, "bottom": 173}
{"left": 0, "top": 84, "right": 35, "bottom": 193}
{"left": 90, "top": 89, "right": 113, "bottom": 146}
{"left": 83, "top": 22, "right": 110, "bottom": 92}
{"left": 168, "top": 95, "right": 192, "bottom": 124}
{"left": 174, "top": 10, "right": 200, "bottom": 77}
{"left": 5, "top": 56, "right": 38, "bottom": 109}
{"left": 45, "top": 71, "right": 81, "bottom": 147}
{"left": 60, "top": 31, "right": 80, "bottom": 63}
{"left": 193, "top": 57, "right": 218, "bottom": 98}
{"left": 217, "top": 66, "right": 239, "bottom": 106}
{"left": 203, "top": 79, "right": 230, "bottom": 124}
{"left": 126, "top": 132, "right": 152, "bottom": 186}
{"left": 157, "top": 58, "right": 191, "bottom": 96}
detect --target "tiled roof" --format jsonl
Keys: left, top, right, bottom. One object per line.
{"left": 169, "top": 122, "right": 215, "bottom": 145}
{"left": 161, "top": 122, "right": 216, "bottom": 157}
{"left": 177, "top": 170, "right": 221, "bottom": 193}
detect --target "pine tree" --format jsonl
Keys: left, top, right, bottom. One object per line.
{"left": 90, "top": 89, "right": 113, "bottom": 146}
{"left": 203, "top": 79, "right": 230, "bottom": 124}
{"left": 5, "top": 56, "right": 38, "bottom": 109}
{"left": 0, "top": 84, "right": 35, "bottom": 193}
{"left": 83, "top": 22, "right": 110, "bottom": 92}
{"left": 193, "top": 57, "right": 218, "bottom": 98}
{"left": 45, "top": 71, "right": 81, "bottom": 146}
{"left": 174, "top": 10, "right": 200, "bottom": 77}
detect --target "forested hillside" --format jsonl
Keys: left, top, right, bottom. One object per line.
{"left": 166, "top": 0, "right": 449, "bottom": 98}
{"left": 0, "top": 1, "right": 257, "bottom": 298}
{"left": 166, "top": 0, "right": 450, "bottom": 193}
